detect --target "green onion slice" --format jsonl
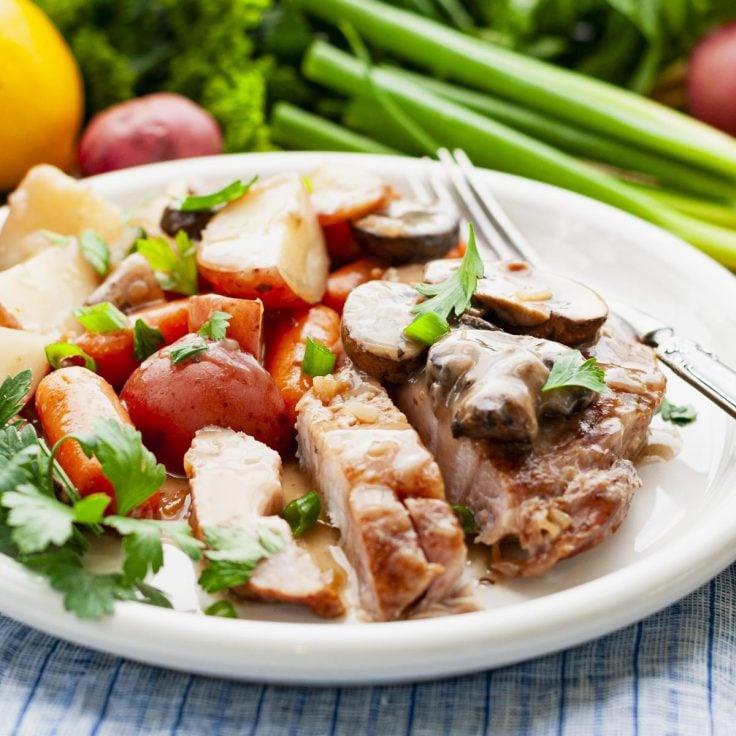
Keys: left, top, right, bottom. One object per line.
{"left": 302, "top": 338, "right": 336, "bottom": 377}
{"left": 45, "top": 343, "right": 97, "bottom": 372}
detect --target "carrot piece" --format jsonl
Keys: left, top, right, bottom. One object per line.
{"left": 264, "top": 305, "right": 341, "bottom": 422}
{"left": 444, "top": 239, "right": 466, "bottom": 259}
{"left": 187, "top": 294, "right": 263, "bottom": 358}
{"left": 322, "top": 258, "right": 385, "bottom": 314}
{"left": 35, "top": 367, "right": 134, "bottom": 504}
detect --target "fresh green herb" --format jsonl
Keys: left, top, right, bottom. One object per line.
{"left": 197, "top": 311, "right": 232, "bottom": 341}
{"left": 199, "top": 525, "right": 284, "bottom": 593}
{"left": 301, "top": 175, "right": 314, "bottom": 193}
{"left": 412, "top": 223, "right": 484, "bottom": 320}
{"left": 73, "top": 302, "right": 128, "bottom": 333}
{"left": 282, "top": 490, "right": 321, "bottom": 537}
{"left": 403, "top": 311, "right": 450, "bottom": 345}
{"left": 659, "top": 397, "right": 698, "bottom": 426}
{"left": 179, "top": 177, "right": 257, "bottom": 212}
{"left": 170, "top": 340, "right": 209, "bottom": 366}
{"left": 65, "top": 419, "right": 165, "bottom": 516}
{"left": 40, "top": 230, "right": 72, "bottom": 247}
{"left": 136, "top": 231, "right": 198, "bottom": 296}
{"left": 451, "top": 504, "right": 476, "bottom": 536}
{"left": 133, "top": 319, "right": 165, "bottom": 362}
{"left": 301, "top": 337, "right": 337, "bottom": 377}
{"left": 45, "top": 343, "right": 97, "bottom": 372}
{"left": 79, "top": 230, "right": 111, "bottom": 277}
{"left": 204, "top": 600, "right": 238, "bottom": 618}
{"left": 541, "top": 352, "right": 607, "bottom": 393}
{"left": 0, "top": 370, "right": 32, "bottom": 427}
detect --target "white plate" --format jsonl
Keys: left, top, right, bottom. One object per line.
{"left": 1, "top": 153, "right": 735, "bottom": 685}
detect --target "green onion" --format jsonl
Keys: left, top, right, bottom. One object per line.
{"left": 403, "top": 312, "right": 450, "bottom": 345}
{"left": 73, "top": 303, "right": 128, "bottom": 333}
{"left": 41, "top": 230, "right": 73, "bottom": 247}
{"left": 659, "top": 397, "right": 698, "bottom": 426}
{"left": 282, "top": 490, "right": 321, "bottom": 537}
{"left": 302, "top": 337, "right": 336, "bottom": 377}
{"left": 79, "top": 230, "right": 111, "bottom": 277}
{"left": 45, "top": 343, "right": 97, "bottom": 372}
{"left": 451, "top": 504, "right": 476, "bottom": 535}
{"left": 179, "top": 178, "right": 257, "bottom": 212}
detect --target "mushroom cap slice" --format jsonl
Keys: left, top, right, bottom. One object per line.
{"left": 85, "top": 252, "right": 164, "bottom": 312}
{"left": 427, "top": 329, "right": 596, "bottom": 443}
{"left": 341, "top": 280, "right": 427, "bottom": 382}
{"left": 350, "top": 199, "right": 459, "bottom": 264}
{"left": 423, "top": 259, "right": 608, "bottom": 345}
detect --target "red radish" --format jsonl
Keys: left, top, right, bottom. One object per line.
{"left": 78, "top": 93, "right": 223, "bottom": 175}
{"left": 687, "top": 23, "right": 736, "bottom": 137}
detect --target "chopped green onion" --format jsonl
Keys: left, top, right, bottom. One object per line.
{"left": 451, "top": 504, "right": 476, "bottom": 535}
{"left": 40, "top": 230, "right": 72, "bottom": 247}
{"left": 204, "top": 600, "right": 237, "bottom": 618}
{"left": 179, "top": 177, "right": 257, "bottom": 212}
{"left": 659, "top": 397, "right": 697, "bottom": 426}
{"left": 197, "top": 311, "right": 232, "bottom": 341}
{"left": 170, "top": 340, "right": 208, "bottom": 366}
{"left": 73, "top": 303, "right": 128, "bottom": 333}
{"left": 282, "top": 490, "right": 321, "bottom": 537}
{"left": 302, "top": 337, "right": 337, "bottom": 377}
{"left": 45, "top": 343, "right": 97, "bottom": 372}
{"left": 133, "top": 319, "right": 164, "bottom": 362}
{"left": 79, "top": 230, "right": 111, "bottom": 277}
{"left": 403, "top": 312, "right": 450, "bottom": 345}
{"left": 302, "top": 175, "right": 314, "bottom": 192}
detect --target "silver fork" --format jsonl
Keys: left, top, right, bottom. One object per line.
{"left": 415, "top": 147, "right": 736, "bottom": 420}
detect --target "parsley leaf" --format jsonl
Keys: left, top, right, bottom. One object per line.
{"left": 541, "top": 352, "right": 607, "bottom": 393}
{"left": 79, "top": 230, "right": 111, "bottom": 277}
{"left": 412, "top": 223, "right": 484, "bottom": 320}
{"left": 204, "top": 600, "right": 237, "bottom": 618}
{"left": 133, "top": 319, "right": 165, "bottom": 361}
{"left": 170, "top": 339, "right": 209, "bottom": 366}
{"left": 136, "top": 231, "right": 198, "bottom": 296}
{"left": 69, "top": 419, "right": 165, "bottom": 516}
{"left": 199, "top": 525, "right": 284, "bottom": 593}
{"left": 301, "top": 338, "right": 336, "bottom": 377}
{"left": 45, "top": 343, "right": 97, "bottom": 372}
{"left": 73, "top": 302, "right": 128, "bottom": 333}
{"left": 659, "top": 397, "right": 698, "bottom": 426}
{"left": 451, "top": 504, "right": 476, "bottom": 535}
{"left": 282, "top": 490, "right": 321, "bottom": 537}
{"left": 178, "top": 177, "right": 257, "bottom": 212}
{"left": 0, "top": 370, "right": 32, "bottom": 427}
{"left": 197, "top": 311, "right": 232, "bottom": 341}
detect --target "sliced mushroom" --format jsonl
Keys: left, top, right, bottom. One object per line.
{"left": 160, "top": 206, "right": 213, "bottom": 240}
{"left": 341, "top": 280, "right": 427, "bottom": 382}
{"left": 350, "top": 199, "right": 459, "bottom": 264}
{"left": 85, "top": 253, "right": 164, "bottom": 312}
{"left": 423, "top": 259, "right": 608, "bottom": 345}
{"left": 427, "top": 329, "right": 596, "bottom": 443}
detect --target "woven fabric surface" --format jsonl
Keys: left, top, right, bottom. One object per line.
{"left": 1, "top": 564, "right": 735, "bottom": 736}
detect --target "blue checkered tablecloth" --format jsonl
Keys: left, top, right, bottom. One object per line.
{"left": 1, "top": 563, "right": 734, "bottom": 736}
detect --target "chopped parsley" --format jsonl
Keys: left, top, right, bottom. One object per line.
{"left": 659, "top": 397, "right": 697, "bottom": 426}
{"left": 282, "top": 490, "right": 321, "bottom": 537}
{"left": 133, "top": 319, "right": 165, "bottom": 362}
{"left": 541, "top": 351, "right": 606, "bottom": 393}
{"left": 136, "top": 230, "right": 198, "bottom": 296}
{"left": 204, "top": 600, "right": 237, "bottom": 618}
{"left": 197, "top": 311, "right": 232, "bottom": 341}
{"left": 170, "top": 339, "right": 209, "bottom": 366}
{"left": 451, "top": 504, "right": 476, "bottom": 535}
{"left": 0, "top": 370, "right": 32, "bottom": 426}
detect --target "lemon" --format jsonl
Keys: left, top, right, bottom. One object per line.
{"left": 0, "top": 0, "right": 83, "bottom": 190}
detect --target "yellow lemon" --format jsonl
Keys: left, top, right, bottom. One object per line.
{"left": 0, "top": 0, "right": 83, "bottom": 190}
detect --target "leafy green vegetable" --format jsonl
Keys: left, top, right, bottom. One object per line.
{"left": 302, "top": 338, "right": 337, "bottom": 377}
{"left": 133, "top": 319, "right": 165, "bottom": 362}
{"left": 541, "top": 352, "right": 607, "bottom": 393}
{"left": 45, "top": 343, "right": 98, "bottom": 372}
{"left": 170, "top": 340, "right": 209, "bottom": 366}
{"left": 197, "top": 311, "right": 232, "bottom": 341}
{"left": 451, "top": 503, "right": 476, "bottom": 535}
{"left": 403, "top": 311, "right": 450, "bottom": 345}
{"left": 412, "top": 223, "right": 484, "bottom": 320}
{"left": 136, "top": 231, "right": 198, "bottom": 296}
{"left": 179, "top": 177, "right": 257, "bottom": 211}
{"left": 73, "top": 302, "right": 128, "bottom": 333}
{"left": 204, "top": 600, "right": 238, "bottom": 618}
{"left": 0, "top": 370, "right": 32, "bottom": 427}
{"left": 282, "top": 490, "right": 321, "bottom": 537}
{"left": 659, "top": 397, "right": 698, "bottom": 425}
{"left": 79, "top": 230, "right": 111, "bottom": 277}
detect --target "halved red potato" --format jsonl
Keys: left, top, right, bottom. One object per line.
{"left": 187, "top": 294, "right": 263, "bottom": 358}
{"left": 308, "top": 164, "right": 392, "bottom": 226}
{"left": 197, "top": 174, "right": 328, "bottom": 310}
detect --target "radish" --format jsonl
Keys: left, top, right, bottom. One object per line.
{"left": 78, "top": 93, "right": 223, "bottom": 176}
{"left": 687, "top": 23, "right": 736, "bottom": 137}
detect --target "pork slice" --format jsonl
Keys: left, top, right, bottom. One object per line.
{"left": 184, "top": 426, "right": 344, "bottom": 617}
{"left": 296, "top": 368, "right": 468, "bottom": 620}
{"left": 396, "top": 319, "right": 666, "bottom": 577}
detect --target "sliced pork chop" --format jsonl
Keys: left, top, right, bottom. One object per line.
{"left": 184, "top": 426, "right": 344, "bottom": 617}
{"left": 396, "top": 319, "right": 666, "bottom": 577}
{"left": 296, "top": 368, "right": 468, "bottom": 620}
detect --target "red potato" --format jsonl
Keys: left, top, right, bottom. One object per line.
{"left": 197, "top": 173, "right": 329, "bottom": 309}
{"left": 687, "top": 23, "right": 736, "bottom": 136}
{"left": 322, "top": 258, "right": 385, "bottom": 314}
{"left": 264, "top": 305, "right": 342, "bottom": 422}
{"left": 35, "top": 367, "right": 134, "bottom": 503}
{"left": 187, "top": 294, "right": 263, "bottom": 358}
{"left": 121, "top": 336, "right": 293, "bottom": 472}
{"left": 78, "top": 93, "right": 223, "bottom": 176}
{"left": 308, "top": 164, "right": 392, "bottom": 226}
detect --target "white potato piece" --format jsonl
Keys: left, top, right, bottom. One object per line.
{"left": 0, "top": 327, "right": 50, "bottom": 403}
{"left": 0, "top": 243, "right": 98, "bottom": 337}
{"left": 198, "top": 173, "right": 328, "bottom": 308}
{"left": 0, "top": 164, "right": 125, "bottom": 269}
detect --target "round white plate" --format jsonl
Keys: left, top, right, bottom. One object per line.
{"left": 1, "top": 153, "right": 735, "bottom": 685}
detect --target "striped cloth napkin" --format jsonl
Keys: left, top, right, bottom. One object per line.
{"left": 0, "top": 564, "right": 734, "bottom": 736}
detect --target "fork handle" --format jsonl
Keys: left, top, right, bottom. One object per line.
{"left": 647, "top": 328, "right": 736, "bottom": 420}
